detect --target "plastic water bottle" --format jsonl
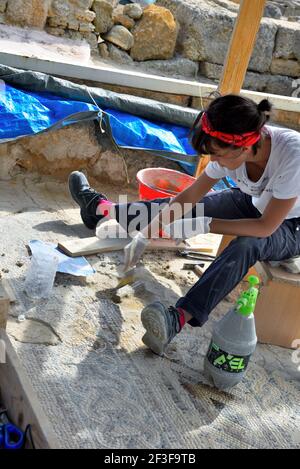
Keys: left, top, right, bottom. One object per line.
{"left": 24, "top": 248, "right": 59, "bottom": 300}
{"left": 204, "top": 275, "right": 259, "bottom": 391}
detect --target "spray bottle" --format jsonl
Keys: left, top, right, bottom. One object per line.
{"left": 204, "top": 275, "right": 259, "bottom": 391}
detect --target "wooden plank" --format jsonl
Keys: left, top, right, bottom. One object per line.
{"left": 1, "top": 279, "right": 17, "bottom": 303}
{"left": 218, "top": 0, "right": 267, "bottom": 95}
{"left": 254, "top": 261, "right": 300, "bottom": 348}
{"left": 255, "top": 281, "right": 300, "bottom": 349}
{"left": 58, "top": 236, "right": 214, "bottom": 258}
{"left": 58, "top": 236, "right": 123, "bottom": 257}
{"left": 0, "top": 282, "right": 10, "bottom": 330}
{"left": 195, "top": 155, "right": 211, "bottom": 179}
{"left": 0, "top": 331, "right": 59, "bottom": 448}
{"left": 216, "top": 234, "right": 235, "bottom": 256}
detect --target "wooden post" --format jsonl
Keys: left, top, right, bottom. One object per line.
{"left": 0, "top": 282, "right": 9, "bottom": 330}
{"left": 194, "top": 0, "right": 266, "bottom": 177}
{"left": 218, "top": 0, "right": 267, "bottom": 95}
{"left": 0, "top": 331, "right": 60, "bottom": 448}
{"left": 254, "top": 262, "right": 300, "bottom": 349}
{"left": 194, "top": 155, "right": 211, "bottom": 179}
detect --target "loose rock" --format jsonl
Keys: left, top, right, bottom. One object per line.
{"left": 92, "top": 0, "right": 114, "bottom": 34}
{"left": 130, "top": 5, "right": 177, "bottom": 61}
{"left": 264, "top": 2, "right": 282, "bottom": 18}
{"left": 6, "top": 0, "right": 51, "bottom": 28}
{"left": 104, "top": 25, "right": 134, "bottom": 51}
{"left": 112, "top": 13, "right": 135, "bottom": 30}
{"left": 123, "top": 3, "right": 143, "bottom": 20}
{"left": 107, "top": 43, "right": 134, "bottom": 64}
{"left": 0, "top": 1, "right": 7, "bottom": 14}
{"left": 98, "top": 42, "right": 109, "bottom": 58}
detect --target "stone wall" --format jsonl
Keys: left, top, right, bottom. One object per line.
{"left": 5, "top": 0, "right": 51, "bottom": 28}
{"left": 0, "top": 121, "right": 180, "bottom": 185}
{"left": 157, "top": 0, "right": 300, "bottom": 95}
{"left": 0, "top": 0, "right": 299, "bottom": 95}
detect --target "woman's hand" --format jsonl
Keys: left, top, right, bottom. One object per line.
{"left": 123, "top": 216, "right": 213, "bottom": 271}
{"left": 164, "top": 217, "right": 212, "bottom": 243}
{"left": 122, "top": 173, "right": 217, "bottom": 271}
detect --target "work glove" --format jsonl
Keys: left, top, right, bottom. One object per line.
{"left": 123, "top": 216, "right": 212, "bottom": 271}
{"left": 163, "top": 216, "right": 212, "bottom": 243}
{"left": 123, "top": 231, "right": 150, "bottom": 272}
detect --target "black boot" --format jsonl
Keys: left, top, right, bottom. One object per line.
{"left": 68, "top": 171, "right": 108, "bottom": 229}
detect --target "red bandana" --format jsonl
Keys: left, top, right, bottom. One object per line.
{"left": 200, "top": 113, "right": 261, "bottom": 147}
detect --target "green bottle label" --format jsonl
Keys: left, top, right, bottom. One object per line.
{"left": 206, "top": 341, "right": 251, "bottom": 373}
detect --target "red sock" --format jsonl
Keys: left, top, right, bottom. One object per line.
{"left": 96, "top": 200, "right": 114, "bottom": 217}
{"left": 177, "top": 307, "right": 187, "bottom": 330}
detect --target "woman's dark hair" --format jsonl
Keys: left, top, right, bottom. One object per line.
{"left": 191, "top": 94, "right": 272, "bottom": 156}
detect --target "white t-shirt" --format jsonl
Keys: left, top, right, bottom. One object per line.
{"left": 205, "top": 125, "right": 300, "bottom": 219}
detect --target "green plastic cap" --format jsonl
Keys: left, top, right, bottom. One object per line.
{"left": 236, "top": 275, "right": 260, "bottom": 316}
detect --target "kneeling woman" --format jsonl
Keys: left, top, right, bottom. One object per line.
{"left": 69, "top": 94, "right": 300, "bottom": 356}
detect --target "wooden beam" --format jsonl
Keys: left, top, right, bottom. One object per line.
{"left": 218, "top": 0, "right": 267, "bottom": 95}
{"left": 58, "top": 236, "right": 213, "bottom": 258}
{"left": 254, "top": 268, "right": 300, "bottom": 349}
{"left": 1, "top": 279, "right": 17, "bottom": 304}
{"left": 194, "top": 0, "right": 266, "bottom": 177}
{"left": 0, "top": 331, "right": 59, "bottom": 448}
{"left": 0, "top": 282, "right": 10, "bottom": 330}
{"left": 194, "top": 155, "right": 211, "bottom": 179}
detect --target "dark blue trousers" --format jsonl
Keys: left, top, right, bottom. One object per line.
{"left": 115, "top": 189, "right": 300, "bottom": 327}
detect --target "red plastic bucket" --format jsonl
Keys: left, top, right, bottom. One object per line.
{"left": 136, "top": 167, "right": 196, "bottom": 200}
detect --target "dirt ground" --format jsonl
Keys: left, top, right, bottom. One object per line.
{"left": 1, "top": 173, "right": 299, "bottom": 449}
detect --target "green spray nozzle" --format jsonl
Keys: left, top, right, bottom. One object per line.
{"left": 236, "top": 275, "right": 260, "bottom": 316}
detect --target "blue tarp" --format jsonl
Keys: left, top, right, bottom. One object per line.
{"left": 104, "top": 108, "right": 197, "bottom": 174}
{"left": 0, "top": 81, "right": 236, "bottom": 187}
{"left": 104, "top": 108, "right": 194, "bottom": 156}
{"left": 0, "top": 82, "right": 199, "bottom": 173}
{"left": 0, "top": 83, "right": 99, "bottom": 140}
